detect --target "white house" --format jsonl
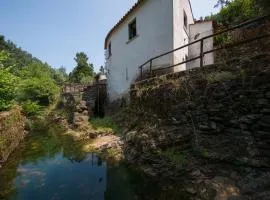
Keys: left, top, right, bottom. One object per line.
{"left": 104, "top": 0, "right": 214, "bottom": 101}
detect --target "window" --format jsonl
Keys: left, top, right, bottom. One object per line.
{"left": 128, "top": 19, "right": 137, "bottom": 40}
{"left": 108, "top": 42, "right": 112, "bottom": 57}
{"left": 183, "top": 10, "right": 188, "bottom": 29}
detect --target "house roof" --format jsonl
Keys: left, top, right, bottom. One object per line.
{"left": 104, "top": 0, "right": 195, "bottom": 49}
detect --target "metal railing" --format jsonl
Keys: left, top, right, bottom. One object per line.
{"left": 137, "top": 15, "right": 270, "bottom": 82}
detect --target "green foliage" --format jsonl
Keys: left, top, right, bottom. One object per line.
{"left": 21, "top": 100, "right": 42, "bottom": 116}
{"left": 99, "top": 66, "right": 105, "bottom": 73}
{"left": 69, "top": 52, "right": 94, "bottom": 83}
{"left": 205, "top": 0, "right": 269, "bottom": 47}
{"left": 0, "top": 36, "right": 45, "bottom": 72}
{"left": 0, "top": 52, "right": 19, "bottom": 111}
{"left": 161, "top": 148, "right": 187, "bottom": 168}
{"left": 219, "top": 0, "right": 258, "bottom": 25}
{"left": 214, "top": 0, "right": 230, "bottom": 8}
{"left": 53, "top": 67, "right": 68, "bottom": 85}
{"left": 90, "top": 117, "right": 119, "bottom": 133}
{"left": 0, "top": 136, "right": 6, "bottom": 146}
{"left": 16, "top": 62, "right": 60, "bottom": 106}
{"left": 18, "top": 78, "right": 59, "bottom": 106}
{"left": 80, "top": 75, "right": 94, "bottom": 84}
{"left": 205, "top": 71, "right": 237, "bottom": 83}
{"left": 194, "top": 148, "right": 210, "bottom": 158}
{"left": 18, "top": 62, "right": 53, "bottom": 79}
{"left": 0, "top": 36, "right": 62, "bottom": 112}
{"left": 253, "top": 0, "right": 270, "bottom": 15}
{"left": 209, "top": 0, "right": 266, "bottom": 26}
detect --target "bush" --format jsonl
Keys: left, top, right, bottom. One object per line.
{"left": 18, "top": 78, "right": 59, "bottom": 106}
{"left": 0, "top": 67, "right": 19, "bottom": 111}
{"left": 209, "top": 0, "right": 263, "bottom": 26}
{"left": 22, "top": 100, "right": 42, "bottom": 116}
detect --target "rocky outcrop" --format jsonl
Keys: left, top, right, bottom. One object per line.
{"left": 61, "top": 100, "right": 123, "bottom": 161}
{"left": 73, "top": 101, "right": 90, "bottom": 128}
{"left": 119, "top": 53, "right": 270, "bottom": 199}
{"left": 0, "top": 107, "right": 26, "bottom": 164}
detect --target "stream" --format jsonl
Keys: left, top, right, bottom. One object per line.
{"left": 0, "top": 124, "right": 186, "bottom": 200}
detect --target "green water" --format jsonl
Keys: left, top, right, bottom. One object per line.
{"left": 0, "top": 125, "right": 187, "bottom": 200}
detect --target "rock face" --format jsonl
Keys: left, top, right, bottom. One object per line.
{"left": 0, "top": 107, "right": 26, "bottom": 163}
{"left": 64, "top": 100, "right": 123, "bottom": 161}
{"left": 83, "top": 135, "right": 123, "bottom": 161}
{"left": 70, "top": 100, "right": 93, "bottom": 138}
{"left": 119, "top": 53, "right": 270, "bottom": 199}
{"left": 73, "top": 101, "right": 89, "bottom": 127}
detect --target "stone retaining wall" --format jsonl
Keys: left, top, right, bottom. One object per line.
{"left": 130, "top": 52, "right": 270, "bottom": 168}
{"left": 0, "top": 107, "right": 26, "bottom": 164}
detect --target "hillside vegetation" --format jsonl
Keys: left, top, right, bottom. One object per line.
{"left": 0, "top": 35, "right": 67, "bottom": 115}
{"left": 206, "top": 0, "right": 269, "bottom": 25}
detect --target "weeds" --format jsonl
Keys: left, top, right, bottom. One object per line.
{"left": 205, "top": 71, "right": 237, "bottom": 83}
{"left": 160, "top": 148, "right": 187, "bottom": 168}
{"left": 90, "top": 117, "right": 119, "bottom": 133}
{"left": 0, "top": 136, "right": 6, "bottom": 146}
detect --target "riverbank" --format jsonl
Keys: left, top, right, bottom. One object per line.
{"left": 0, "top": 107, "right": 26, "bottom": 165}
{"left": 1, "top": 118, "right": 172, "bottom": 200}
{"left": 52, "top": 99, "right": 124, "bottom": 162}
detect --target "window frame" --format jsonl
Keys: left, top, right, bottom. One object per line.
{"left": 108, "top": 42, "right": 112, "bottom": 58}
{"left": 128, "top": 18, "right": 137, "bottom": 41}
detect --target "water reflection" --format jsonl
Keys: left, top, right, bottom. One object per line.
{"left": 0, "top": 124, "right": 186, "bottom": 200}
{"left": 0, "top": 125, "right": 150, "bottom": 200}
{"left": 12, "top": 152, "right": 107, "bottom": 200}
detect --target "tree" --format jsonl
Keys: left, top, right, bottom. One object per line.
{"left": 69, "top": 52, "right": 94, "bottom": 83}
{"left": 0, "top": 51, "right": 19, "bottom": 111}
{"left": 254, "top": 0, "right": 270, "bottom": 14}
{"left": 214, "top": 0, "right": 230, "bottom": 8}
{"left": 52, "top": 66, "right": 68, "bottom": 85}
{"left": 207, "top": 0, "right": 265, "bottom": 26}
{"left": 59, "top": 66, "right": 67, "bottom": 75}
{"left": 99, "top": 66, "right": 105, "bottom": 74}
{"left": 0, "top": 35, "right": 61, "bottom": 113}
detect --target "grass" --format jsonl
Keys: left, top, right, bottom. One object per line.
{"left": 0, "top": 136, "right": 6, "bottom": 146}
{"left": 160, "top": 148, "right": 187, "bottom": 168}
{"left": 205, "top": 71, "right": 237, "bottom": 83}
{"left": 100, "top": 148, "right": 123, "bottom": 161}
{"left": 90, "top": 117, "right": 119, "bottom": 134}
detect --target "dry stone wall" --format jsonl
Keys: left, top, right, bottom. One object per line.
{"left": 0, "top": 107, "right": 26, "bottom": 164}
{"left": 130, "top": 52, "right": 270, "bottom": 168}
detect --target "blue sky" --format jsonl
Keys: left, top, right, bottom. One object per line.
{"left": 0, "top": 0, "right": 219, "bottom": 72}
